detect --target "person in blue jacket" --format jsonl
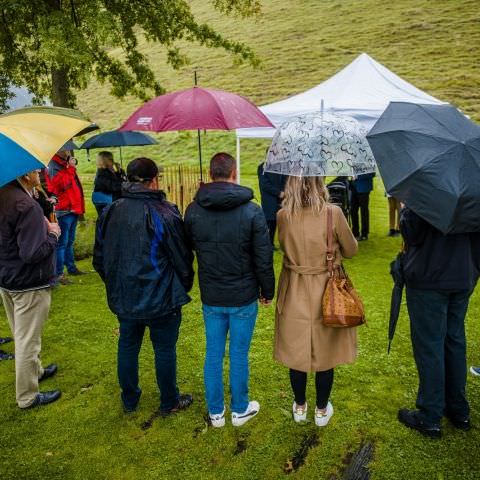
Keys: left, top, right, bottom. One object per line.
{"left": 350, "top": 172, "right": 376, "bottom": 241}
{"left": 257, "top": 162, "right": 287, "bottom": 246}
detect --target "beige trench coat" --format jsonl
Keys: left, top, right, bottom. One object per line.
{"left": 274, "top": 204, "right": 359, "bottom": 372}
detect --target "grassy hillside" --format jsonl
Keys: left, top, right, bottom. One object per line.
{"left": 74, "top": 0, "right": 480, "bottom": 176}
{"left": 1, "top": 1, "right": 480, "bottom": 479}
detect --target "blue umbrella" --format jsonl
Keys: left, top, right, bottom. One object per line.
{"left": 79, "top": 130, "right": 157, "bottom": 164}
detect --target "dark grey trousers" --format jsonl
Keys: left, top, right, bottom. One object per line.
{"left": 406, "top": 287, "right": 472, "bottom": 426}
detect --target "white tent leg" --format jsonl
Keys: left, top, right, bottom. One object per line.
{"left": 236, "top": 136, "right": 241, "bottom": 184}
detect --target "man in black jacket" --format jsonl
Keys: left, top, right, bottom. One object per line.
{"left": 185, "top": 152, "right": 275, "bottom": 428}
{"left": 93, "top": 157, "right": 194, "bottom": 414}
{"left": 257, "top": 160, "right": 287, "bottom": 246}
{"left": 398, "top": 206, "right": 480, "bottom": 438}
{"left": 0, "top": 170, "right": 61, "bottom": 408}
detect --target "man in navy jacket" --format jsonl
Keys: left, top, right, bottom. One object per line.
{"left": 351, "top": 172, "right": 375, "bottom": 241}
{"left": 93, "top": 157, "right": 194, "bottom": 414}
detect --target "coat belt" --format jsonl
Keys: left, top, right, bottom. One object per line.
{"left": 283, "top": 262, "right": 328, "bottom": 275}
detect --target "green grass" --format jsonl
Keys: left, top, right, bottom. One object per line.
{"left": 1, "top": 182, "right": 479, "bottom": 480}
{"left": 2, "top": 0, "right": 480, "bottom": 478}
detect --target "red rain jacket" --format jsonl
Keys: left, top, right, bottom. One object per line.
{"left": 45, "top": 155, "right": 85, "bottom": 215}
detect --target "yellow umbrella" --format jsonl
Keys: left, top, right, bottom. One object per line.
{"left": 0, "top": 106, "right": 97, "bottom": 186}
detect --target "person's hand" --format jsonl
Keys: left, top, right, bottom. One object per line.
{"left": 46, "top": 196, "right": 57, "bottom": 204}
{"left": 68, "top": 157, "right": 77, "bottom": 168}
{"left": 45, "top": 217, "right": 61, "bottom": 238}
{"left": 259, "top": 297, "right": 273, "bottom": 306}
{"left": 400, "top": 202, "right": 406, "bottom": 209}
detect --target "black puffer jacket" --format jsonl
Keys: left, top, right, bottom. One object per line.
{"left": 93, "top": 183, "right": 194, "bottom": 320}
{"left": 93, "top": 168, "right": 126, "bottom": 201}
{"left": 184, "top": 182, "right": 275, "bottom": 307}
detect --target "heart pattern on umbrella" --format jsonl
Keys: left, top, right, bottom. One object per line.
{"left": 264, "top": 112, "right": 376, "bottom": 177}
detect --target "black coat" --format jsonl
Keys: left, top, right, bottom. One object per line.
{"left": 400, "top": 207, "right": 480, "bottom": 290}
{"left": 94, "top": 168, "right": 125, "bottom": 201}
{"left": 93, "top": 183, "right": 194, "bottom": 320}
{"left": 257, "top": 163, "right": 287, "bottom": 221}
{"left": 184, "top": 182, "right": 275, "bottom": 307}
{"left": 0, "top": 182, "right": 57, "bottom": 291}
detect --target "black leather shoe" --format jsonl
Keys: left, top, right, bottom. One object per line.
{"left": 398, "top": 409, "right": 441, "bottom": 439}
{"left": 445, "top": 413, "right": 471, "bottom": 431}
{"left": 160, "top": 393, "right": 193, "bottom": 416}
{"left": 24, "top": 390, "right": 62, "bottom": 409}
{"left": 39, "top": 363, "right": 58, "bottom": 382}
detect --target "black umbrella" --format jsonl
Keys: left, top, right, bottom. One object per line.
{"left": 388, "top": 252, "right": 405, "bottom": 354}
{"left": 79, "top": 130, "right": 157, "bottom": 164}
{"left": 367, "top": 102, "right": 480, "bottom": 234}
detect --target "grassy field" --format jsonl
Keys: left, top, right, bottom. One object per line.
{"left": 2, "top": 0, "right": 480, "bottom": 478}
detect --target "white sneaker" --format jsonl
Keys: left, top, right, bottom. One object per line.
{"left": 292, "top": 402, "right": 308, "bottom": 423}
{"left": 315, "top": 402, "right": 334, "bottom": 427}
{"left": 232, "top": 401, "right": 260, "bottom": 427}
{"left": 209, "top": 408, "right": 226, "bottom": 428}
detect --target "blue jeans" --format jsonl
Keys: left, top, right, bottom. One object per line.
{"left": 406, "top": 287, "right": 472, "bottom": 425}
{"left": 118, "top": 310, "right": 181, "bottom": 411}
{"left": 202, "top": 301, "right": 258, "bottom": 415}
{"left": 56, "top": 213, "right": 79, "bottom": 275}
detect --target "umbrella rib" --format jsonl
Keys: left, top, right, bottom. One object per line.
{"left": 418, "top": 104, "right": 462, "bottom": 141}
{"left": 203, "top": 88, "right": 230, "bottom": 131}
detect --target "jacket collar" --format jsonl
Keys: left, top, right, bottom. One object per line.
{"left": 121, "top": 182, "right": 166, "bottom": 201}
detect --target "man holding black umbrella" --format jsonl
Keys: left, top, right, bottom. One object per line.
{"left": 397, "top": 205, "right": 480, "bottom": 438}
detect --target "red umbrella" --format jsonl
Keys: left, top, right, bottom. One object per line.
{"left": 119, "top": 86, "right": 273, "bottom": 180}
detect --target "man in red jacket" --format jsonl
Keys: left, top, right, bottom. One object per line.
{"left": 46, "top": 150, "right": 86, "bottom": 284}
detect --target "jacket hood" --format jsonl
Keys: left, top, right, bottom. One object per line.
{"left": 195, "top": 182, "right": 253, "bottom": 210}
{"left": 121, "top": 182, "right": 166, "bottom": 201}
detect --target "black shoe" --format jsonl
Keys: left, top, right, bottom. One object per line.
{"left": 0, "top": 350, "right": 14, "bottom": 361}
{"left": 39, "top": 363, "right": 58, "bottom": 382}
{"left": 68, "top": 268, "right": 87, "bottom": 276}
{"left": 57, "top": 274, "right": 74, "bottom": 285}
{"left": 24, "top": 390, "right": 62, "bottom": 409}
{"left": 388, "top": 229, "right": 396, "bottom": 237}
{"left": 161, "top": 393, "right": 193, "bottom": 416}
{"left": 0, "top": 337, "right": 13, "bottom": 345}
{"left": 123, "top": 403, "right": 138, "bottom": 414}
{"left": 445, "top": 412, "right": 471, "bottom": 431}
{"left": 398, "top": 409, "right": 441, "bottom": 439}
{"left": 359, "top": 235, "right": 368, "bottom": 241}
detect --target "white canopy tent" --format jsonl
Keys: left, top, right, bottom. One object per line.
{"left": 235, "top": 53, "right": 445, "bottom": 181}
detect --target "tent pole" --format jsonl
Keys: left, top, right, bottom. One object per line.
{"left": 236, "top": 136, "right": 241, "bottom": 184}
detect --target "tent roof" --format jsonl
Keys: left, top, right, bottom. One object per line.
{"left": 236, "top": 53, "right": 445, "bottom": 138}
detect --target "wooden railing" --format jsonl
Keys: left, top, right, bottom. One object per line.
{"left": 160, "top": 164, "right": 207, "bottom": 213}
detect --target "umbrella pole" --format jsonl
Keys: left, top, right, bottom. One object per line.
{"left": 119, "top": 146, "right": 123, "bottom": 168}
{"left": 197, "top": 129, "right": 203, "bottom": 183}
{"left": 194, "top": 70, "right": 203, "bottom": 182}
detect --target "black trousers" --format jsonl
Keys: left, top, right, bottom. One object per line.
{"left": 289, "top": 368, "right": 334, "bottom": 409}
{"left": 406, "top": 287, "right": 472, "bottom": 426}
{"left": 351, "top": 191, "right": 370, "bottom": 237}
{"left": 266, "top": 219, "right": 276, "bottom": 246}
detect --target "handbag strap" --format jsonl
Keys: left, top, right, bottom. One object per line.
{"left": 326, "top": 206, "right": 334, "bottom": 277}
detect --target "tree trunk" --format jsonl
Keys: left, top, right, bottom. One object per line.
{"left": 51, "top": 66, "right": 70, "bottom": 107}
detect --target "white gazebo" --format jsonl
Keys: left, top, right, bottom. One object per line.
{"left": 235, "top": 53, "right": 445, "bottom": 180}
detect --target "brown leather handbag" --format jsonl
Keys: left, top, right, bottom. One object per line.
{"left": 322, "top": 207, "right": 366, "bottom": 328}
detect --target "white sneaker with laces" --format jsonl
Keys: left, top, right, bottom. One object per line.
{"left": 315, "top": 402, "right": 334, "bottom": 427}
{"left": 209, "top": 408, "right": 226, "bottom": 428}
{"left": 231, "top": 401, "right": 260, "bottom": 427}
{"left": 292, "top": 402, "right": 308, "bottom": 423}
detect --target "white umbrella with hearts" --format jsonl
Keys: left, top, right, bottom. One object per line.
{"left": 263, "top": 111, "right": 376, "bottom": 177}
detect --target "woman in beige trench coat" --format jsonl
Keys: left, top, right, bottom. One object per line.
{"left": 274, "top": 176, "right": 358, "bottom": 426}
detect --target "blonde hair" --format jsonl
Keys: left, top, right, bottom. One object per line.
{"left": 281, "top": 176, "right": 329, "bottom": 220}
{"left": 96, "top": 151, "right": 114, "bottom": 169}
